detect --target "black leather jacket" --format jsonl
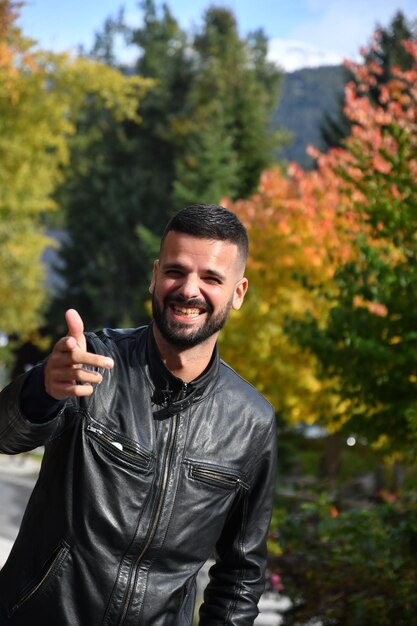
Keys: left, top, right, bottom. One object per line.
{"left": 0, "top": 325, "right": 277, "bottom": 625}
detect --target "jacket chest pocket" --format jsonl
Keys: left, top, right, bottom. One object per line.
{"left": 85, "top": 419, "right": 152, "bottom": 472}
{"left": 187, "top": 461, "right": 248, "bottom": 492}
{"left": 164, "top": 460, "right": 249, "bottom": 560}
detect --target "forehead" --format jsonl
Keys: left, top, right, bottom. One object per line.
{"left": 160, "top": 231, "right": 240, "bottom": 269}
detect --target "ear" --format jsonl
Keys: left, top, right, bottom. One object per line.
{"left": 232, "top": 277, "right": 249, "bottom": 310}
{"left": 149, "top": 260, "right": 159, "bottom": 294}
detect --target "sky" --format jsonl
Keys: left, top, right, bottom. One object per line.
{"left": 18, "top": 0, "right": 417, "bottom": 72}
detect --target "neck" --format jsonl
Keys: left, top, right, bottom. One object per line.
{"left": 152, "top": 325, "right": 217, "bottom": 382}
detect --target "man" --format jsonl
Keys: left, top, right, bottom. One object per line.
{"left": 0, "top": 204, "right": 277, "bottom": 625}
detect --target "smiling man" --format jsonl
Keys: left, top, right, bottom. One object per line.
{"left": 151, "top": 232, "right": 243, "bottom": 350}
{"left": 0, "top": 204, "right": 277, "bottom": 626}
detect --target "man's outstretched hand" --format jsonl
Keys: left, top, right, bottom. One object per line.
{"left": 44, "top": 309, "right": 114, "bottom": 400}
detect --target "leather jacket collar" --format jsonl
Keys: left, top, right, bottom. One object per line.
{"left": 146, "top": 323, "right": 220, "bottom": 419}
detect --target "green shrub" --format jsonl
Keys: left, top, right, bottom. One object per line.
{"left": 269, "top": 496, "right": 417, "bottom": 625}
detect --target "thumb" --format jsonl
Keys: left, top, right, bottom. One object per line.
{"left": 65, "top": 308, "right": 86, "bottom": 350}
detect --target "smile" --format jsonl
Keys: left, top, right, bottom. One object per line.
{"left": 171, "top": 305, "right": 203, "bottom": 317}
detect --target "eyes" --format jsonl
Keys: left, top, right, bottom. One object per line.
{"left": 163, "top": 268, "right": 223, "bottom": 285}
{"left": 203, "top": 277, "right": 222, "bottom": 285}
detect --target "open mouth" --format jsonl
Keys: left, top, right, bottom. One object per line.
{"left": 170, "top": 304, "right": 205, "bottom": 318}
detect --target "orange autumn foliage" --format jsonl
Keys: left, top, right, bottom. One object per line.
{"left": 220, "top": 34, "right": 417, "bottom": 432}
{"left": 220, "top": 162, "right": 358, "bottom": 424}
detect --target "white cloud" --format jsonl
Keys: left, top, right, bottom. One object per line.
{"left": 268, "top": 38, "right": 345, "bottom": 72}
{"left": 290, "top": 0, "right": 416, "bottom": 62}
{"left": 269, "top": 0, "right": 417, "bottom": 72}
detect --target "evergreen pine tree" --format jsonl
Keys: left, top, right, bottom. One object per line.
{"left": 172, "top": 7, "right": 282, "bottom": 205}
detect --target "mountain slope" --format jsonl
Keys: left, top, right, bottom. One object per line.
{"left": 273, "top": 65, "right": 347, "bottom": 168}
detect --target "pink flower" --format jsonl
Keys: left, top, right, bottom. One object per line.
{"left": 270, "top": 573, "right": 285, "bottom": 593}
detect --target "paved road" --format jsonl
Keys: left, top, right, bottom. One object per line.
{"left": 0, "top": 455, "right": 38, "bottom": 566}
{"left": 0, "top": 474, "right": 34, "bottom": 540}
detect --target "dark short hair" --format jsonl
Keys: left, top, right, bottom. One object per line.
{"left": 161, "top": 204, "right": 248, "bottom": 263}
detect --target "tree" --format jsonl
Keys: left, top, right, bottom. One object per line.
{"left": 126, "top": 1, "right": 282, "bottom": 212}
{"left": 48, "top": 61, "right": 153, "bottom": 331}
{"left": 172, "top": 7, "right": 282, "bottom": 207}
{"left": 82, "top": 9, "right": 125, "bottom": 68}
{"left": 0, "top": 0, "right": 150, "bottom": 352}
{"left": 53, "top": 0, "right": 283, "bottom": 330}
{"left": 172, "top": 104, "right": 239, "bottom": 208}
{"left": 220, "top": 163, "right": 358, "bottom": 428}
{"left": 293, "top": 36, "right": 417, "bottom": 457}
{"left": 320, "top": 11, "right": 416, "bottom": 150}
{"left": 365, "top": 11, "right": 417, "bottom": 95}
{"left": 50, "top": 0, "right": 191, "bottom": 331}
{"left": 0, "top": 0, "right": 71, "bottom": 345}
{"left": 221, "top": 31, "right": 417, "bottom": 458}
{"left": 127, "top": 0, "right": 193, "bottom": 230}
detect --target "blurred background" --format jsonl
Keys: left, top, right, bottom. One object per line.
{"left": 1, "top": 1, "right": 417, "bottom": 623}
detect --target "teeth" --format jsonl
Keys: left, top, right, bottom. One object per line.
{"left": 173, "top": 306, "right": 201, "bottom": 316}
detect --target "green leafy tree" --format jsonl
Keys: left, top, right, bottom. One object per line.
{"left": 48, "top": 0, "right": 187, "bottom": 332}
{"left": 126, "top": 1, "right": 282, "bottom": 215}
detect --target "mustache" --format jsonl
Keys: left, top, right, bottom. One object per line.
{"left": 165, "top": 295, "right": 213, "bottom": 315}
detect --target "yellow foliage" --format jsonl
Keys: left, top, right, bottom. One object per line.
{"left": 0, "top": 1, "right": 151, "bottom": 340}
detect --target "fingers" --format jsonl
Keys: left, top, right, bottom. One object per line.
{"left": 65, "top": 309, "right": 85, "bottom": 344}
{"left": 45, "top": 352, "right": 113, "bottom": 400}
{"left": 50, "top": 383, "right": 97, "bottom": 399}
{"left": 44, "top": 309, "right": 114, "bottom": 400}
{"left": 46, "top": 365, "right": 105, "bottom": 400}
{"left": 55, "top": 336, "right": 114, "bottom": 370}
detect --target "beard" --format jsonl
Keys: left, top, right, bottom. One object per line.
{"left": 152, "top": 293, "right": 233, "bottom": 348}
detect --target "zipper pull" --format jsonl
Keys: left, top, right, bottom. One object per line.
{"left": 177, "top": 382, "right": 188, "bottom": 407}
{"left": 86, "top": 424, "right": 124, "bottom": 451}
{"left": 86, "top": 424, "right": 103, "bottom": 435}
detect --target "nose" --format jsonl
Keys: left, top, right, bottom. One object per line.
{"left": 177, "top": 274, "right": 201, "bottom": 301}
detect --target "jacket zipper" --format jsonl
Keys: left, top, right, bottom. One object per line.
{"left": 86, "top": 424, "right": 151, "bottom": 468}
{"left": 117, "top": 382, "right": 188, "bottom": 626}
{"left": 9, "top": 544, "right": 69, "bottom": 616}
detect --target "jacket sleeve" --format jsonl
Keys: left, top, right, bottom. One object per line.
{"left": 20, "top": 362, "right": 65, "bottom": 423}
{"left": 198, "top": 412, "right": 277, "bottom": 625}
{"left": 0, "top": 367, "right": 67, "bottom": 454}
